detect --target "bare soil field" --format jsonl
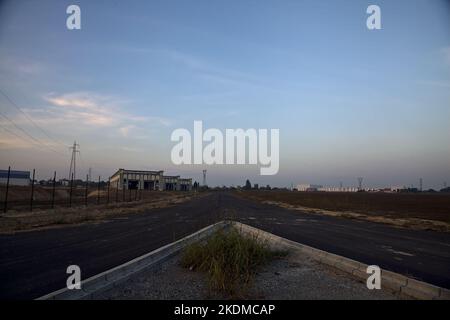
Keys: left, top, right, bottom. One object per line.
{"left": 236, "top": 191, "right": 450, "bottom": 232}
{"left": 0, "top": 191, "right": 205, "bottom": 234}
{"left": 0, "top": 185, "right": 169, "bottom": 212}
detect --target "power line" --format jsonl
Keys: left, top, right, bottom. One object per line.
{"left": 0, "top": 89, "right": 69, "bottom": 149}
{"left": 0, "top": 110, "right": 67, "bottom": 157}
{"left": 0, "top": 121, "right": 37, "bottom": 143}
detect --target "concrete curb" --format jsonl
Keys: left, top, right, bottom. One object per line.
{"left": 232, "top": 221, "right": 450, "bottom": 300}
{"left": 37, "top": 221, "right": 230, "bottom": 300}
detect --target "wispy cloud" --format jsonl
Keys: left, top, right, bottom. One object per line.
{"left": 0, "top": 56, "right": 45, "bottom": 75}
{"left": 42, "top": 92, "right": 170, "bottom": 129}
{"left": 118, "top": 45, "right": 268, "bottom": 90}
{"left": 0, "top": 91, "right": 173, "bottom": 152}
{"left": 119, "top": 125, "right": 135, "bottom": 137}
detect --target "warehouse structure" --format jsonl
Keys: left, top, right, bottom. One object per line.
{"left": 297, "top": 183, "right": 359, "bottom": 192}
{"left": 296, "top": 184, "right": 323, "bottom": 192}
{"left": 0, "top": 169, "right": 30, "bottom": 186}
{"left": 110, "top": 169, "right": 192, "bottom": 191}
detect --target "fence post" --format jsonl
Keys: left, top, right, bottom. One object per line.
{"left": 107, "top": 177, "right": 110, "bottom": 204}
{"left": 51, "top": 171, "right": 56, "bottom": 209}
{"left": 69, "top": 173, "right": 74, "bottom": 207}
{"left": 97, "top": 176, "right": 100, "bottom": 205}
{"left": 3, "top": 166, "right": 11, "bottom": 213}
{"left": 85, "top": 174, "right": 88, "bottom": 206}
{"left": 123, "top": 184, "right": 125, "bottom": 202}
{"left": 116, "top": 180, "right": 119, "bottom": 202}
{"left": 30, "top": 168, "right": 35, "bottom": 212}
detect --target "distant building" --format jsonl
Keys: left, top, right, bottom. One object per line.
{"left": 318, "top": 186, "right": 359, "bottom": 192}
{"left": 296, "top": 184, "right": 323, "bottom": 192}
{"left": 110, "top": 169, "right": 191, "bottom": 191}
{"left": 297, "top": 183, "right": 360, "bottom": 192}
{"left": 162, "top": 175, "right": 179, "bottom": 191}
{"left": 179, "top": 178, "right": 193, "bottom": 191}
{"left": 59, "top": 179, "right": 70, "bottom": 186}
{"left": 0, "top": 169, "right": 30, "bottom": 186}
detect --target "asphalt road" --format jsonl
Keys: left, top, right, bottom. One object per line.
{"left": 1, "top": 192, "right": 449, "bottom": 299}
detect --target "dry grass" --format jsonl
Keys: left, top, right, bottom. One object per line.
{"left": 236, "top": 191, "right": 450, "bottom": 232}
{"left": 0, "top": 192, "right": 206, "bottom": 234}
{"left": 0, "top": 185, "right": 181, "bottom": 211}
{"left": 180, "top": 228, "right": 285, "bottom": 298}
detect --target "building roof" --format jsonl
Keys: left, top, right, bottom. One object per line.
{"left": 0, "top": 170, "right": 30, "bottom": 179}
{"left": 111, "top": 168, "right": 164, "bottom": 178}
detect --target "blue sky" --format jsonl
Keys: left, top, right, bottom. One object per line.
{"left": 0, "top": 0, "right": 449, "bottom": 188}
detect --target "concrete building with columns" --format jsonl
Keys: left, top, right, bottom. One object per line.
{"left": 110, "top": 169, "right": 192, "bottom": 191}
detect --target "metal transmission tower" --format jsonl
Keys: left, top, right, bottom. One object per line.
{"left": 357, "top": 177, "right": 363, "bottom": 191}
{"left": 68, "top": 141, "right": 80, "bottom": 180}
{"left": 202, "top": 169, "right": 207, "bottom": 187}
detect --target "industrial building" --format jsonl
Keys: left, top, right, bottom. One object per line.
{"left": 296, "top": 184, "right": 323, "bottom": 192}
{"left": 0, "top": 169, "right": 30, "bottom": 186}
{"left": 110, "top": 169, "right": 192, "bottom": 191}
{"left": 297, "top": 183, "right": 359, "bottom": 192}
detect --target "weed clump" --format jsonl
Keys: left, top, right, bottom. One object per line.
{"left": 180, "top": 228, "right": 284, "bottom": 297}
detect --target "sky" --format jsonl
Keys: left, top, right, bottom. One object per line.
{"left": 0, "top": 0, "right": 449, "bottom": 189}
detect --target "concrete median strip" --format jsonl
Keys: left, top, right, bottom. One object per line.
{"left": 37, "top": 221, "right": 231, "bottom": 300}
{"left": 232, "top": 221, "right": 450, "bottom": 300}
{"left": 37, "top": 220, "right": 449, "bottom": 300}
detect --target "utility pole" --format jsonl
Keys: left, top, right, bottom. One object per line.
{"left": 357, "top": 177, "right": 363, "bottom": 191}
{"left": 68, "top": 141, "right": 80, "bottom": 180}
{"left": 202, "top": 169, "right": 207, "bottom": 187}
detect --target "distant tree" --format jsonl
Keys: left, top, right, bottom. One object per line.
{"left": 244, "top": 179, "right": 252, "bottom": 190}
{"left": 193, "top": 181, "right": 199, "bottom": 190}
{"left": 440, "top": 187, "right": 450, "bottom": 193}
{"left": 266, "top": 184, "right": 271, "bottom": 190}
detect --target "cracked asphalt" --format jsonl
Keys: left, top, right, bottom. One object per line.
{"left": 1, "top": 191, "right": 449, "bottom": 299}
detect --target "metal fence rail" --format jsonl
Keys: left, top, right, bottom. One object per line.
{"left": 0, "top": 167, "right": 146, "bottom": 213}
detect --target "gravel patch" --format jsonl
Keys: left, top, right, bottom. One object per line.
{"left": 96, "top": 251, "right": 402, "bottom": 300}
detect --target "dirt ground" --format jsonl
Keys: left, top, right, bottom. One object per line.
{"left": 0, "top": 185, "right": 179, "bottom": 211}
{"left": 0, "top": 191, "right": 205, "bottom": 234}
{"left": 236, "top": 191, "right": 450, "bottom": 232}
